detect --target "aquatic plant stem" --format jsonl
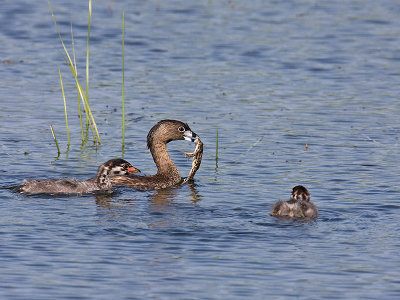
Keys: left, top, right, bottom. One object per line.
{"left": 74, "top": 77, "right": 100, "bottom": 144}
{"left": 58, "top": 67, "right": 69, "bottom": 147}
{"left": 49, "top": 1, "right": 101, "bottom": 145}
{"left": 59, "top": 54, "right": 99, "bottom": 144}
{"left": 122, "top": 11, "right": 126, "bottom": 152}
{"left": 50, "top": 125, "right": 61, "bottom": 156}
{"left": 71, "top": 23, "right": 84, "bottom": 143}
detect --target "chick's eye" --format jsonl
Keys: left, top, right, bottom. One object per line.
{"left": 178, "top": 126, "right": 185, "bottom": 133}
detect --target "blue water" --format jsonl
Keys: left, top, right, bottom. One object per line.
{"left": 1, "top": 0, "right": 400, "bottom": 299}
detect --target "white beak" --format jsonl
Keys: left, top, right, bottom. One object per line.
{"left": 183, "top": 130, "right": 196, "bottom": 142}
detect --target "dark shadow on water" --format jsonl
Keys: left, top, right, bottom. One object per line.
{"left": 5, "top": 185, "right": 21, "bottom": 193}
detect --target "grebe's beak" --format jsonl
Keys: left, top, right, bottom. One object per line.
{"left": 183, "top": 130, "right": 197, "bottom": 142}
{"left": 128, "top": 166, "right": 141, "bottom": 174}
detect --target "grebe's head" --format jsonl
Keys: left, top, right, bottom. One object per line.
{"left": 102, "top": 159, "right": 140, "bottom": 176}
{"left": 291, "top": 185, "right": 310, "bottom": 202}
{"left": 147, "top": 120, "right": 197, "bottom": 148}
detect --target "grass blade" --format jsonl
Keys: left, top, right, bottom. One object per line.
{"left": 74, "top": 75, "right": 101, "bottom": 144}
{"left": 50, "top": 1, "right": 101, "bottom": 145}
{"left": 50, "top": 125, "right": 61, "bottom": 156}
{"left": 70, "top": 23, "right": 84, "bottom": 143}
{"left": 60, "top": 54, "right": 97, "bottom": 144}
{"left": 48, "top": 2, "right": 74, "bottom": 72}
{"left": 58, "top": 67, "right": 69, "bottom": 147}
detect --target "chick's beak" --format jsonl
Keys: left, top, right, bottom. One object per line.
{"left": 183, "top": 130, "right": 197, "bottom": 142}
{"left": 128, "top": 166, "right": 141, "bottom": 174}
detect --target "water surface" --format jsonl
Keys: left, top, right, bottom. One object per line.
{"left": 1, "top": 0, "right": 400, "bottom": 299}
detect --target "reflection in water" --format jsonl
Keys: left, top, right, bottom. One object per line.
{"left": 148, "top": 181, "right": 202, "bottom": 206}
{"left": 93, "top": 182, "right": 203, "bottom": 230}
{"left": 146, "top": 182, "right": 202, "bottom": 229}
{"left": 148, "top": 186, "right": 179, "bottom": 207}
{"left": 94, "top": 181, "right": 201, "bottom": 209}
{"left": 94, "top": 192, "right": 115, "bottom": 209}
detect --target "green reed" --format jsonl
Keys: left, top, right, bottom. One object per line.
{"left": 70, "top": 23, "right": 84, "bottom": 142}
{"left": 50, "top": 125, "right": 61, "bottom": 156}
{"left": 49, "top": 0, "right": 101, "bottom": 145}
{"left": 58, "top": 67, "right": 69, "bottom": 147}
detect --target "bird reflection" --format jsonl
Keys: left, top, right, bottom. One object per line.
{"left": 94, "top": 192, "right": 116, "bottom": 209}
{"left": 94, "top": 181, "right": 201, "bottom": 209}
{"left": 149, "top": 180, "right": 201, "bottom": 206}
{"left": 147, "top": 181, "right": 202, "bottom": 229}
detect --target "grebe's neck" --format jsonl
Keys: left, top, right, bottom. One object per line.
{"left": 150, "top": 141, "right": 180, "bottom": 177}
{"left": 96, "top": 165, "right": 112, "bottom": 189}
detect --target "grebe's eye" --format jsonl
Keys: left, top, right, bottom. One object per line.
{"left": 178, "top": 126, "right": 185, "bottom": 133}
